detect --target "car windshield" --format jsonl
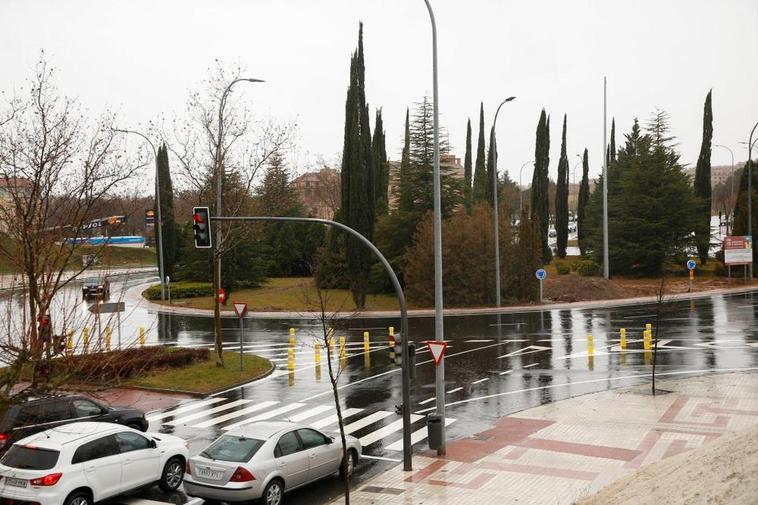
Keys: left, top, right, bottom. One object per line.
{"left": 1, "top": 445, "right": 59, "bottom": 470}
{"left": 83, "top": 278, "right": 98, "bottom": 285}
{"left": 202, "top": 435, "right": 264, "bottom": 463}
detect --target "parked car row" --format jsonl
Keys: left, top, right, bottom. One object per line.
{"left": 0, "top": 395, "right": 361, "bottom": 505}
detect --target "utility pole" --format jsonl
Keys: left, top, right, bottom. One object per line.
{"left": 422, "top": 0, "right": 445, "bottom": 456}
{"left": 602, "top": 77, "right": 609, "bottom": 280}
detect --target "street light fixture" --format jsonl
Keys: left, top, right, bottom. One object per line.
{"left": 490, "top": 96, "right": 516, "bottom": 309}
{"left": 112, "top": 127, "right": 165, "bottom": 301}
{"left": 519, "top": 160, "right": 534, "bottom": 213}
{"left": 215, "top": 77, "right": 265, "bottom": 296}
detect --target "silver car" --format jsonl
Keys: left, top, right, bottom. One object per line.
{"left": 183, "top": 421, "right": 361, "bottom": 505}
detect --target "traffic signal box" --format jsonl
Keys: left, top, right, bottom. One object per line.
{"left": 192, "top": 207, "right": 212, "bottom": 248}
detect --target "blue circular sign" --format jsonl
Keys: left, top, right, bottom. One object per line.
{"left": 535, "top": 268, "right": 547, "bottom": 280}
{"left": 686, "top": 260, "right": 697, "bottom": 270}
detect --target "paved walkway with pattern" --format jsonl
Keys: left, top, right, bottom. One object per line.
{"left": 335, "top": 371, "right": 758, "bottom": 504}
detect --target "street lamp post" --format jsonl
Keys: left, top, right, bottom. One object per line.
{"left": 519, "top": 160, "right": 534, "bottom": 213}
{"left": 490, "top": 97, "right": 516, "bottom": 309}
{"left": 748, "top": 123, "right": 758, "bottom": 278}
{"left": 602, "top": 76, "right": 609, "bottom": 280}
{"left": 714, "top": 144, "right": 735, "bottom": 234}
{"left": 214, "top": 77, "right": 264, "bottom": 299}
{"left": 422, "top": 0, "right": 445, "bottom": 456}
{"left": 112, "top": 128, "right": 165, "bottom": 301}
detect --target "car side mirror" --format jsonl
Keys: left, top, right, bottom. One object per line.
{"left": 326, "top": 437, "right": 334, "bottom": 444}
{"left": 148, "top": 439, "right": 157, "bottom": 449}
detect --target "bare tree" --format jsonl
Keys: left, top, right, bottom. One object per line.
{"left": 0, "top": 56, "right": 144, "bottom": 405}
{"left": 165, "top": 62, "right": 295, "bottom": 366}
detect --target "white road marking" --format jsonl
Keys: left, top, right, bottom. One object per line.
{"left": 223, "top": 403, "right": 306, "bottom": 431}
{"left": 344, "top": 411, "right": 395, "bottom": 434}
{"left": 523, "top": 363, "right": 539, "bottom": 368}
{"left": 465, "top": 339, "right": 494, "bottom": 343}
{"left": 418, "top": 397, "right": 435, "bottom": 405}
{"left": 146, "top": 397, "right": 228, "bottom": 423}
{"left": 385, "top": 418, "right": 456, "bottom": 451}
{"left": 498, "top": 345, "right": 551, "bottom": 360}
{"left": 310, "top": 408, "right": 364, "bottom": 429}
{"left": 288, "top": 405, "right": 334, "bottom": 423}
{"left": 414, "top": 367, "right": 758, "bottom": 414}
{"left": 359, "top": 415, "right": 423, "bottom": 446}
{"left": 471, "top": 378, "right": 490, "bottom": 385}
{"left": 361, "top": 454, "right": 401, "bottom": 462}
{"left": 192, "top": 401, "right": 279, "bottom": 428}
{"left": 164, "top": 399, "right": 253, "bottom": 426}
{"left": 447, "top": 387, "right": 463, "bottom": 394}
{"left": 499, "top": 370, "right": 513, "bottom": 376}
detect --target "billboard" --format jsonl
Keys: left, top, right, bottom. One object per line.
{"left": 723, "top": 235, "right": 752, "bottom": 265}
{"left": 145, "top": 209, "right": 156, "bottom": 228}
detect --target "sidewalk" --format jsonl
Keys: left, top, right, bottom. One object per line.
{"left": 132, "top": 280, "right": 758, "bottom": 320}
{"left": 337, "top": 371, "right": 758, "bottom": 505}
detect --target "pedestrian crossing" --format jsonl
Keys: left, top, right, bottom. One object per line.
{"left": 148, "top": 397, "right": 455, "bottom": 452}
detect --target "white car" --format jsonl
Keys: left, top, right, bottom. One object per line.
{"left": 184, "top": 421, "right": 361, "bottom": 505}
{"left": 0, "top": 421, "right": 188, "bottom": 505}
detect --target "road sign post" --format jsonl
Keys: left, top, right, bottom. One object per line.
{"left": 687, "top": 259, "right": 696, "bottom": 292}
{"left": 233, "top": 302, "right": 248, "bottom": 371}
{"left": 535, "top": 268, "right": 547, "bottom": 303}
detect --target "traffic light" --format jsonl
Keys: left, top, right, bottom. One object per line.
{"left": 192, "top": 207, "right": 212, "bottom": 249}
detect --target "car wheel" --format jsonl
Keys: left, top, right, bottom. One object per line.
{"left": 159, "top": 457, "right": 184, "bottom": 491}
{"left": 262, "top": 479, "right": 284, "bottom": 505}
{"left": 339, "top": 449, "right": 357, "bottom": 481}
{"left": 64, "top": 491, "right": 92, "bottom": 505}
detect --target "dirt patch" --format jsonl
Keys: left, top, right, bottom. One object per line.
{"left": 575, "top": 424, "right": 758, "bottom": 505}
{"left": 544, "top": 274, "right": 750, "bottom": 303}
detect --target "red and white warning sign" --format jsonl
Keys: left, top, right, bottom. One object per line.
{"left": 426, "top": 341, "right": 448, "bottom": 366}
{"left": 233, "top": 302, "right": 248, "bottom": 319}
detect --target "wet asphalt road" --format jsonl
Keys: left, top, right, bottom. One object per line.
{"left": 3, "top": 274, "right": 758, "bottom": 505}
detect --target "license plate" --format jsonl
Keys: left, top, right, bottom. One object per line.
{"left": 6, "top": 477, "right": 27, "bottom": 488}
{"left": 197, "top": 468, "right": 224, "bottom": 480}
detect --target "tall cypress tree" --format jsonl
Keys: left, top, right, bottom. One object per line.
{"left": 487, "top": 127, "right": 497, "bottom": 206}
{"left": 463, "top": 118, "right": 473, "bottom": 211}
{"left": 694, "top": 90, "right": 713, "bottom": 263}
{"left": 555, "top": 115, "right": 569, "bottom": 258}
{"left": 398, "top": 108, "right": 413, "bottom": 212}
{"left": 155, "top": 143, "right": 177, "bottom": 278}
{"left": 372, "top": 108, "right": 388, "bottom": 216}
{"left": 531, "top": 109, "right": 551, "bottom": 263}
{"left": 472, "top": 103, "right": 488, "bottom": 203}
{"left": 577, "top": 148, "right": 590, "bottom": 255}
{"left": 610, "top": 118, "right": 616, "bottom": 164}
{"left": 340, "top": 22, "right": 373, "bottom": 308}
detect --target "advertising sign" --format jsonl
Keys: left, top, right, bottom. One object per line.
{"left": 723, "top": 236, "right": 752, "bottom": 265}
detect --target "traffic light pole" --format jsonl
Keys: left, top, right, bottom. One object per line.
{"left": 211, "top": 215, "right": 413, "bottom": 471}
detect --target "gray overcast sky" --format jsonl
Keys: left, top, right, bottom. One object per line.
{"left": 2, "top": 0, "right": 757, "bottom": 186}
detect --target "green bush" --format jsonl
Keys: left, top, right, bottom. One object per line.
{"left": 570, "top": 261, "right": 579, "bottom": 272}
{"left": 555, "top": 262, "right": 571, "bottom": 275}
{"left": 577, "top": 259, "right": 601, "bottom": 277}
{"left": 144, "top": 282, "right": 214, "bottom": 300}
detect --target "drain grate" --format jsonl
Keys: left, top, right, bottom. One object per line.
{"left": 361, "top": 486, "right": 405, "bottom": 495}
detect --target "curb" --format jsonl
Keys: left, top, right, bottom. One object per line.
{"left": 133, "top": 281, "right": 758, "bottom": 320}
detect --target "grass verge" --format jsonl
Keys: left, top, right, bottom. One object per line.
{"left": 152, "top": 277, "right": 400, "bottom": 312}
{"left": 125, "top": 352, "right": 272, "bottom": 394}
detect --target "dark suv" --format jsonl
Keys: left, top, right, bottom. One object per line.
{"left": 82, "top": 276, "right": 110, "bottom": 299}
{"left": 0, "top": 395, "right": 148, "bottom": 453}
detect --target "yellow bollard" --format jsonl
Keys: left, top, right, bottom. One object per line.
{"left": 288, "top": 347, "right": 295, "bottom": 370}
{"left": 363, "top": 331, "right": 370, "bottom": 352}
{"left": 288, "top": 370, "right": 295, "bottom": 387}
{"left": 339, "top": 336, "right": 346, "bottom": 358}
{"left": 364, "top": 350, "right": 371, "bottom": 370}
{"left": 289, "top": 328, "right": 296, "bottom": 347}
{"left": 314, "top": 340, "right": 321, "bottom": 365}
{"left": 105, "top": 325, "right": 111, "bottom": 352}
{"left": 66, "top": 330, "right": 74, "bottom": 354}
{"left": 646, "top": 323, "right": 652, "bottom": 334}
{"left": 139, "top": 326, "right": 145, "bottom": 347}
{"left": 620, "top": 328, "right": 627, "bottom": 350}
{"left": 587, "top": 334, "right": 594, "bottom": 356}
{"left": 643, "top": 329, "right": 652, "bottom": 350}
{"left": 389, "top": 326, "right": 395, "bottom": 347}
{"left": 83, "top": 327, "right": 89, "bottom": 352}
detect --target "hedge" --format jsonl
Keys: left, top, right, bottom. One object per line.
{"left": 555, "top": 262, "right": 571, "bottom": 275}
{"left": 577, "top": 259, "right": 602, "bottom": 277}
{"left": 58, "top": 347, "right": 210, "bottom": 382}
{"left": 144, "top": 281, "right": 214, "bottom": 300}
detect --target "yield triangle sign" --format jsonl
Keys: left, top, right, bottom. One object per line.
{"left": 426, "top": 341, "right": 448, "bottom": 366}
{"left": 233, "top": 302, "right": 248, "bottom": 319}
